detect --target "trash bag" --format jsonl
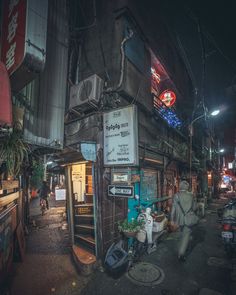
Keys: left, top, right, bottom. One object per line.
{"left": 104, "top": 240, "right": 129, "bottom": 277}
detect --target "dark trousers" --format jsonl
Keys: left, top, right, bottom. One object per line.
{"left": 178, "top": 225, "right": 192, "bottom": 257}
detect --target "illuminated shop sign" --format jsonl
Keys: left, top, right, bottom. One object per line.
{"left": 153, "top": 96, "right": 182, "bottom": 128}
{"left": 151, "top": 67, "right": 161, "bottom": 84}
{"left": 151, "top": 67, "right": 161, "bottom": 97}
{"left": 151, "top": 52, "right": 181, "bottom": 128}
{"left": 159, "top": 89, "right": 176, "bottom": 107}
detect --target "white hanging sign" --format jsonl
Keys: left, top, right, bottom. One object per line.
{"left": 55, "top": 189, "right": 66, "bottom": 201}
{"left": 103, "top": 105, "right": 138, "bottom": 166}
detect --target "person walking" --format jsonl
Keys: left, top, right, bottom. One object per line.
{"left": 38, "top": 181, "right": 51, "bottom": 210}
{"left": 170, "top": 180, "right": 198, "bottom": 261}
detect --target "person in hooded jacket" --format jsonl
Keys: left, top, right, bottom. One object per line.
{"left": 170, "top": 180, "right": 198, "bottom": 261}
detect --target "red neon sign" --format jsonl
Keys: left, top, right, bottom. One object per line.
{"left": 159, "top": 90, "right": 176, "bottom": 107}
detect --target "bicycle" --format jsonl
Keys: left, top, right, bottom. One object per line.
{"left": 40, "top": 198, "right": 47, "bottom": 216}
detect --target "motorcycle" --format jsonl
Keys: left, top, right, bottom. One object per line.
{"left": 218, "top": 198, "right": 236, "bottom": 257}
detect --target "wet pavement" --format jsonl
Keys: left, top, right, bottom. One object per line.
{"left": 5, "top": 193, "right": 236, "bottom": 295}
{"left": 9, "top": 196, "right": 90, "bottom": 295}
{"left": 79, "top": 194, "right": 236, "bottom": 295}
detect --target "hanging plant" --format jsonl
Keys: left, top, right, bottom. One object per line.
{"left": 0, "top": 123, "right": 29, "bottom": 176}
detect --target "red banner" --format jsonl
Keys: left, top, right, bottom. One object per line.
{"left": 1, "top": 0, "right": 27, "bottom": 76}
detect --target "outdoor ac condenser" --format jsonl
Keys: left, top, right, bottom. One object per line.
{"left": 69, "top": 74, "right": 103, "bottom": 111}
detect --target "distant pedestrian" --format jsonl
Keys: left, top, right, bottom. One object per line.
{"left": 38, "top": 181, "right": 50, "bottom": 210}
{"left": 170, "top": 180, "right": 198, "bottom": 261}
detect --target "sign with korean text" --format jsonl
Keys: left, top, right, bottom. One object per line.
{"left": 108, "top": 185, "right": 134, "bottom": 198}
{"left": 104, "top": 105, "right": 138, "bottom": 166}
{"left": 1, "top": 0, "right": 27, "bottom": 75}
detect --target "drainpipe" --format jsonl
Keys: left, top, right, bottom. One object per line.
{"left": 116, "top": 29, "right": 134, "bottom": 90}
{"left": 105, "top": 29, "right": 133, "bottom": 93}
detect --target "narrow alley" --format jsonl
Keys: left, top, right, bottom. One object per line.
{"left": 4, "top": 194, "right": 236, "bottom": 295}
{"left": 8, "top": 195, "right": 90, "bottom": 295}
{"left": 79, "top": 194, "right": 236, "bottom": 295}
{"left": 1, "top": 1, "right": 236, "bottom": 295}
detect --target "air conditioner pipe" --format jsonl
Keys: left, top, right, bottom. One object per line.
{"left": 104, "top": 28, "right": 133, "bottom": 93}
{"left": 116, "top": 28, "right": 134, "bottom": 89}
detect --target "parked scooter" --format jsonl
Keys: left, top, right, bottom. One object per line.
{"left": 218, "top": 198, "right": 236, "bottom": 257}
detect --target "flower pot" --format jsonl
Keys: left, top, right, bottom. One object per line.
{"left": 123, "top": 231, "right": 137, "bottom": 238}
{"left": 136, "top": 229, "right": 146, "bottom": 242}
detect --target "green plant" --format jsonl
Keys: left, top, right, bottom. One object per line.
{"left": 30, "top": 159, "right": 44, "bottom": 188}
{"left": 118, "top": 219, "right": 144, "bottom": 233}
{"left": 0, "top": 125, "right": 29, "bottom": 176}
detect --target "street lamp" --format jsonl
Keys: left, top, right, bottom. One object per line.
{"left": 189, "top": 109, "right": 220, "bottom": 190}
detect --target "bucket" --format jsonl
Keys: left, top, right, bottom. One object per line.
{"left": 136, "top": 229, "right": 146, "bottom": 242}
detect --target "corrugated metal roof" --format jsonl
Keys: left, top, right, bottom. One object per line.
{"left": 23, "top": 0, "right": 68, "bottom": 150}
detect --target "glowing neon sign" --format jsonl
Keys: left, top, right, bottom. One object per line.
{"left": 159, "top": 90, "right": 176, "bottom": 107}
{"left": 151, "top": 67, "right": 161, "bottom": 84}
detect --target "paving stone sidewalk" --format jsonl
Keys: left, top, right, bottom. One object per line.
{"left": 9, "top": 197, "right": 91, "bottom": 295}
{"left": 8, "top": 194, "right": 236, "bottom": 295}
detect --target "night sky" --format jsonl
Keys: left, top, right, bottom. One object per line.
{"left": 155, "top": 0, "right": 236, "bottom": 137}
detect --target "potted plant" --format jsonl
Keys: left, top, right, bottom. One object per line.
{"left": 0, "top": 124, "right": 29, "bottom": 176}
{"left": 118, "top": 218, "right": 144, "bottom": 238}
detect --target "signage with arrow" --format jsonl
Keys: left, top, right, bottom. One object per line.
{"left": 108, "top": 185, "right": 134, "bottom": 198}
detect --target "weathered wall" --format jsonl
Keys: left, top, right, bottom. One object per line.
{"left": 23, "top": 0, "right": 69, "bottom": 148}
{"left": 67, "top": 0, "right": 194, "bottom": 257}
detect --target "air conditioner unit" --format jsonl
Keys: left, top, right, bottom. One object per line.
{"left": 69, "top": 74, "right": 103, "bottom": 110}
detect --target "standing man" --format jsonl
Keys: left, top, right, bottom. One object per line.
{"left": 38, "top": 181, "right": 51, "bottom": 210}
{"left": 170, "top": 180, "right": 198, "bottom": 261}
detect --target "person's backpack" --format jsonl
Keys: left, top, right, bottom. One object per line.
{"left": 176, "top": 194, "right": 199, "bottom": 227}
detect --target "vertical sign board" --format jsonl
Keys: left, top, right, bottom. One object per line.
{"left": 0, "top": 62, "right": 12, "bottom": 126}
{"left": 104, "top": 105, "right": 138, "bottom": 166}
{"left": 1, "top": 0, "right": 27, "bottom": 75}
{"left": 1, "top": 0, "right": 48, "bottom": 92}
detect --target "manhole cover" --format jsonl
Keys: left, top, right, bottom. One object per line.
{"left": 126, "top": 262, "right": 165, "bottom": 286}
{"left": 207, "top": 257, "right": 231, "bottom": 269}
